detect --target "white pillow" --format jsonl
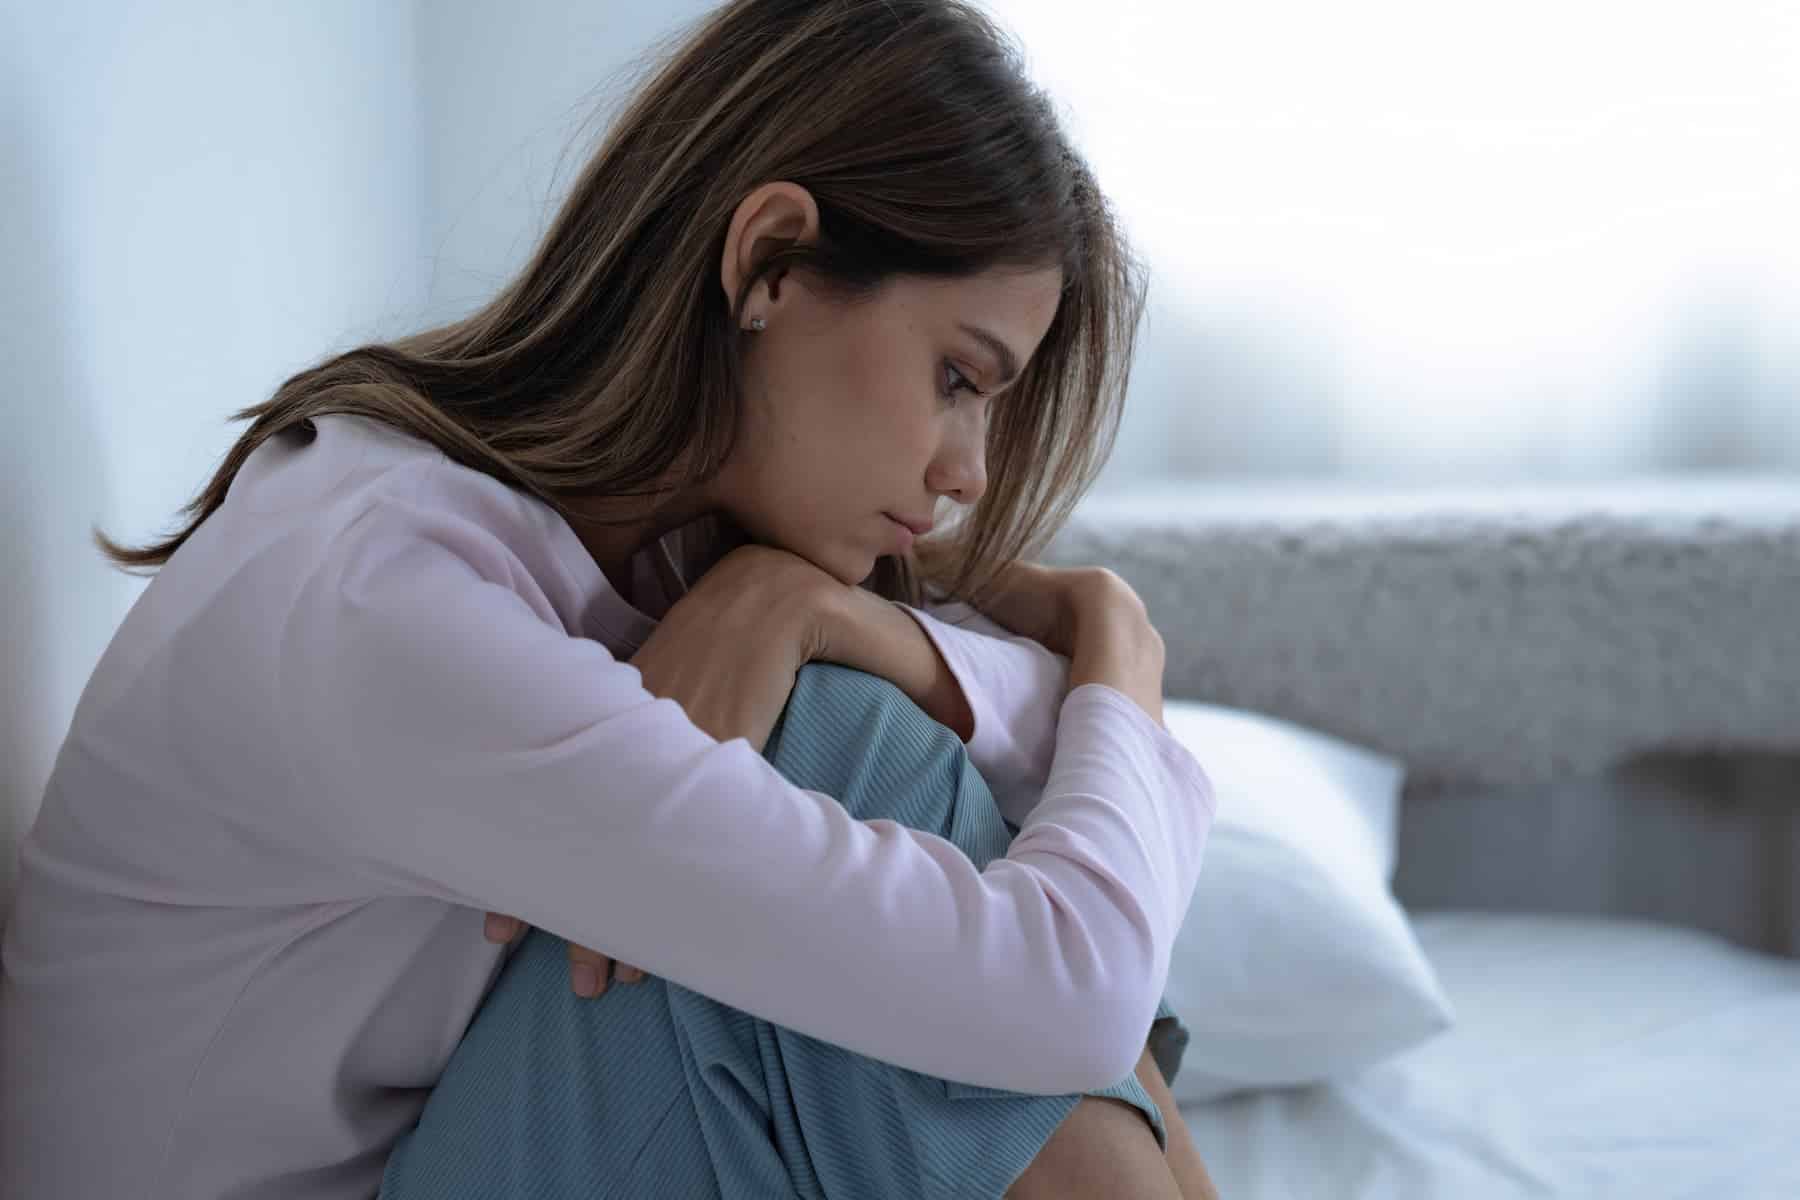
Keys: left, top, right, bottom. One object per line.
{"left": 1160, "top": 701, "right": 1454, "bottom": 1103}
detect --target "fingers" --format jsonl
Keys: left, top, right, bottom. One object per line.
{"left": 567, "top": 942, "right": 613, "bottom": 998}
{"left": 564, "top": 942, "right": 650, "bottom": 997}
{"left": 490, "top": 922, "right": 647, "bottom": 998}
{"left": 483, "top": 912, "right": 525, "bottom": 944}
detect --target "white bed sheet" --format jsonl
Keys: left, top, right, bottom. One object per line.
{"left": 1179, "top": 910, "right": 1800, "bottom": 1199}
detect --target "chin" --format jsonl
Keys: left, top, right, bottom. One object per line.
{"left": 819, "top": 544, "right": 880, "bottom": 588}
{"left": 751, "top": 532, "right": 870, "bottom": 588}
{"left": 837, "top": 555, "right": 878, "bottom": 588}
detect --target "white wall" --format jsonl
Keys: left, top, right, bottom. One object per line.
{"left": 1, "top": 1, "right": 428, "bottom": 908}
{"left": 0, "top": 0, "right": 724, "bottom": 911}
{"left": 413, "top": 0, "right": 715, "bottom": 326}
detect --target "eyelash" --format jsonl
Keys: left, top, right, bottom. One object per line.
{"left": 941, "top": 360, "right": 983, "bottom": 405}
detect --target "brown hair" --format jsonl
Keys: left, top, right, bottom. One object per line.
{"left": 99, "top": 0, "right": 1146, "bottom": 608}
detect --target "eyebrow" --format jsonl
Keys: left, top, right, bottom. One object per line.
{"left": 957, "top": 323, "right": 1021, "bottom": 388}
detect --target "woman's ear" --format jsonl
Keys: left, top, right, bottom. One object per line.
{"left": 720, "top": 182, "right": 820, "bottom": 326}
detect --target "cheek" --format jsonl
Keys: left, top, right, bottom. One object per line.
{"left": 845, "top": 357, "right": 933, "bottom": 455}
{"left": 792, "top": 378, "right": 905, "bottom": 478}
{"left": 754, "top": 332, "right": 927, "bottom": 511}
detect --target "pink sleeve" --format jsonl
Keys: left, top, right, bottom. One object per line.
{"left": 278, "top": 514, "right": 1216, "bottom": 1094}
{"left": 899, "top": 600, "right": 1071, "bottom": 827}
{"left": 900, "top": 599, "right": 1216, "bottom": 879}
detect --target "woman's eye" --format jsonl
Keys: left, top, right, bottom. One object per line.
{"left": 941, "top": 360, "right": 981, "bottom": 404}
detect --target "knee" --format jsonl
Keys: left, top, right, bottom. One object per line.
{"left": 789, "top": 660, "right": 913, "bottom": 714}
{"left": 782, "top": 662, "right": 942, "bottom": 749}
{"left": 767, "top": 662, "right": 975, "bottom": 822}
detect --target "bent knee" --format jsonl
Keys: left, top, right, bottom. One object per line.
{"left": 781, "top": 662, "right": 947, "bottom": 753}
{"left": 789, "top": 661, "right": 916, "bottom": 717}
{"left": 769, "top": 662, "right": 980, "bottom": 826}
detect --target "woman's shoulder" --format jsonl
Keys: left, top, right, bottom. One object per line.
{"left": 189, "top": 414, "right": 603, "bottom": 630}
{"left": 237, "top": 415, "right": 575, "bottom": 558}
{"left": 325, "top": 416, "right": 602, "bottom": 604}
{"left": 256, "top": 415, "right": 531, "bottom": 522}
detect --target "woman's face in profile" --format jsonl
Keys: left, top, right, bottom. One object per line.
{"left": 714, "top": 262, "right": 1063, "bottom": 586}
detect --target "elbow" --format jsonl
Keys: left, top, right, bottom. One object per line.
{"left": 1042, "top": 973, "right": 1162, "bottom": 1093}
{"left": 1087, "top": 983, "right": 1162, "bottom": 1089}
{"left": 996, "top": 843, "right": 1178, "bottom": 1091}
{"left": 971, "top": 966, "right": 1155, "bottom": 1094}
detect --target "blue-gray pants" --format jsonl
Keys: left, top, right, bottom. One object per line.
{"left": 380, "top": 663, "right": 1188, "bottom": 1199}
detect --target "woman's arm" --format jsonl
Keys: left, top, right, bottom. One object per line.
{"left": 820, "top": 585, "right": 979, "bottom": 741}
{"left": 823, "top": 567, "right": 1159, "bottom": 830}
{"left": 283, "top": 522, "right": 1214, "bottom": 1094}
{"left": 822, "top": 589, "right": 1062, "bottom": 827}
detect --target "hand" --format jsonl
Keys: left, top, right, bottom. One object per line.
{"left": 481, "top": 913, "right": 649, "bottom": 997}
{"left": 627, "top": 542, "right": 838, "bottom": 750}
{"left": 968, "top": 560, "right": 1139, "bottom": 660}
{"left": 976, "top": 560, "right": 1166, "bottom": 726}
{"left": 482, "top": 543, "right": 840, "bottom": 996}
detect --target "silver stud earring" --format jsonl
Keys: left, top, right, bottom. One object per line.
{"left": 749, "top": 317, "right": 766, "bottom": 332}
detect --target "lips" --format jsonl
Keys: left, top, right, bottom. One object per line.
{"left": 885, "top": 513, "right": 935, "bottom": 536}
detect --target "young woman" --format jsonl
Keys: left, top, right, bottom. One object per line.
{"left": 0, "top": 1, "right": 1219, "bottom": 1197}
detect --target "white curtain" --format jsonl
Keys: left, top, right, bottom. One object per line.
{"left": 981, "top": 0, "right": 1800, "bottom": 486}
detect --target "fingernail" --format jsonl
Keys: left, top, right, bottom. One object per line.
{"left": 483, "top": 914, "right": 510, "bottom": 942}
{"left": 571, "top": 964, "right": 598, "bottom": 998}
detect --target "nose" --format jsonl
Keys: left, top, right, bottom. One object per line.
{"left": 925, "top": 417, "right": 988, "bottom": 508}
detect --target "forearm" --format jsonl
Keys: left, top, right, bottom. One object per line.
{"left": 813, "top": 572, "right": 1168, "bottom": 821}
{"left": 815, "top": 585, "right": 975, "bottom": 741}
{"left": 1068, "top": 601, "right": 1166, "bottom": 729}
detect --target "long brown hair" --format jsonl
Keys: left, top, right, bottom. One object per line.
{"left": 98, "top": 0, "right": 1146, "bottom": 609}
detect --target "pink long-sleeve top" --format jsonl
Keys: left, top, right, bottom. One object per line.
{"left": 0, "top": 414, "right": 1215, "bottom": 1200}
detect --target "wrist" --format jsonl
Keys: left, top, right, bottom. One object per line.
{"left": 800, "top": 578, "right": 856, "bottom": 666}
{"left": 822, "top": 587, "right": 975, "bottom": 741}
{"left": 1067, "top": 594, "right": 1165, "bottom": 727}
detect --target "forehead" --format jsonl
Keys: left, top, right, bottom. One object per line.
{"left": 894, "top": 265, "right": 1064, "bottom": 341}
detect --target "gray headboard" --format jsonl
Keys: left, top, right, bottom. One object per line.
{"left": 1045, "top": 478, "right": 1800, "bottom": 790}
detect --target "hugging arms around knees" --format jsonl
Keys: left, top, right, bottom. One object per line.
{"left": 0, "top": 426, "right": 1215, "bottom": 1197}
{"left": 288, "top": 489, "right": 1216, "bottom": 1101}
{"left": 3, "top": 3, "right": 1218, "bottom": 1192}
{"left": 499, "top": 547, "right": 1186, "bottom": 1013}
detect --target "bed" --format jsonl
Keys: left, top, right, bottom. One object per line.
{"left": 1049, "top": 478, "right": 1800, "bottom": 1199}
{"left": 1181, "top": 911, "right": 1800, "bottom": 1198}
